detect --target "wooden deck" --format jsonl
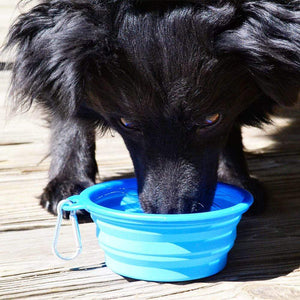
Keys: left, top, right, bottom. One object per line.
{"left": 0, "top": 2, "right": 299, "bottom": 299}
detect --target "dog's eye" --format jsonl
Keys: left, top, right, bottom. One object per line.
{"left": 120, "top": 118, "right": 137, "bottom": 130}
{"left": 203, "top": 113, "right": 220, "bottom": 127}
{"left": 195, "top": 113, "right": 221, "bottom": 133}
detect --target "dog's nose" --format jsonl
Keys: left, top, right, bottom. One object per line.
{"left": 140, "top": 199, "right": 187, "bottom": 214}
{"left": 135, "top": 154, "right": 219, "bottom": 214}
{"left": 139, "top": 184, "right": 216, "bottom": 214}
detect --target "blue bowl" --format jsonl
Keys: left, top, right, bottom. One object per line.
{"left": 66, "top": 178, "right": 253, "bottom": 282}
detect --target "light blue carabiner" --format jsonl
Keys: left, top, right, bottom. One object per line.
{"left": 52, "top": 199, "right": 82, "bottom": 260}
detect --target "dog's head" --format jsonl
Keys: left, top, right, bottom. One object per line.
{"left": 7, "top": 0, "right": 299, "bottom": 213}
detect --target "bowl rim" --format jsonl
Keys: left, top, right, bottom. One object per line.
{"left": 69, "top": 178, "right": 253, "bottom": 223}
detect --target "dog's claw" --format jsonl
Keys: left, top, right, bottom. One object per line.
{"left": 40, "top": 178, "right": 93, "bottom": 223}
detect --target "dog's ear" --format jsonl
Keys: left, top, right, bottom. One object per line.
{"left": 217, "top": 1, "right": 300, "bottom": 106}
{"left": 5, "top": 0, "right": 115, "bottom": 116}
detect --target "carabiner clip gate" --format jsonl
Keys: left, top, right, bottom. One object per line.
{"left": 52, "top": 199, "right": 82, "bottom": 260}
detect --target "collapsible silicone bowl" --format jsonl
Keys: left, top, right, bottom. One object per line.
{"left": 55, "top": 178, "right": 253, "bottom": 282}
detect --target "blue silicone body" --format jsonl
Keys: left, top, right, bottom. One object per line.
{"left": 66, "top": 178, "right": 253, "bottom": 282}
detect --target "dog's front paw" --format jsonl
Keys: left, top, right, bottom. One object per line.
{"left": 40, "top": 178, "right": 93, "bottom": 222}
{"left": 242, "top": 177, "right": 268, "bottom": 216}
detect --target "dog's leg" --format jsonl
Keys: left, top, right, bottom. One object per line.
{"left": 218, "top": 124, "right": 266, "bottom": 215}
{"left": 40, "top": 117, "right": 97, "bottom": 222}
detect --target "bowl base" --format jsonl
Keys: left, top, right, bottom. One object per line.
{"left": 105, "top": 254, "right": 228, "bottom": 282}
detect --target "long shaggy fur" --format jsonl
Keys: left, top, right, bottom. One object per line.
{"left": 4, "top": 0, "right": 300, "bottom": 215}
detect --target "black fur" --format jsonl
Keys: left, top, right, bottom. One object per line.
{"left": 4, "top": 0, "right": 300, "bottom": 216}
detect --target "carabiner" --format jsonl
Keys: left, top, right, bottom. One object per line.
{"left": 52, "top": 199, "right": 82, "bottom": 260}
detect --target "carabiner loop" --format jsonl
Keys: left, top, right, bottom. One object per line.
{"left": 52, "top": 199, "right": 82, "bottom": 260}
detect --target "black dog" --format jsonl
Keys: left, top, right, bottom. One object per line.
{"left": 5, "top": 0, "right": 299, "bottom": 218}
